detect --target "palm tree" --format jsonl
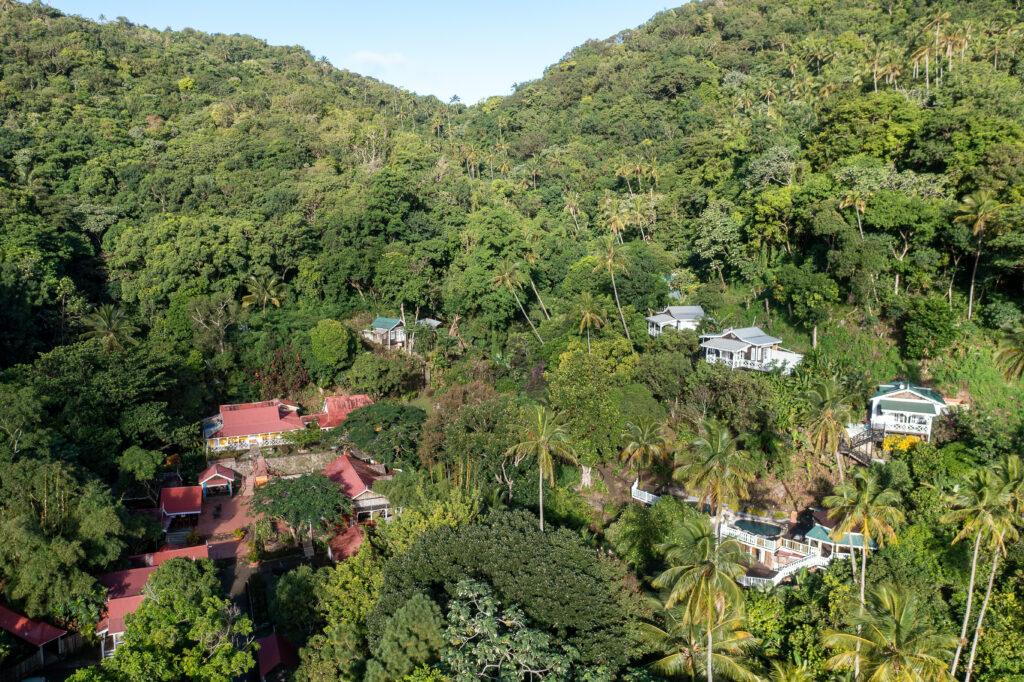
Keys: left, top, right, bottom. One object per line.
{"left": 639, "top": 604, "right": 760, "bottom": 682}
{"left": 824, "top": 468, "right": 904, "bottom": 679}
{"left": 767, "top": 661, "right": 814, "bottom": 682}
{"left": 591, "top": 235, "right": 632, "bottom": 347}
{"left": 823, "top": 585, "right": 956, "bottom": 681}
{"left": 941, "top": 467, "right": 1009, "bottom": 676}
{"left": 964, "top": 455, "right": 1023, "bottom": 682}
{"left": 674, "top": 421, "right": 756, "bottom": 539}
{"left": 81, "top": 304, "right": 140, "bottom": 352}
{"left": 839, "top": 190, "right": 869, "bottom": 240}
{"left": 562, "top": 189, "right": 584, "bottom": 234}
{"left": 994, "top": 327, "right": 1024, "bottom": 382}
{"left": 571, "top": 292, "right": 605, "bottom": 354}
{"left": 954, "top": 190, "right": 1005, "bottom": 320}
{"left": 505, "top": 405, "right": 576, "bottom": 532}
{"left": 800, "top": 379, "right": 857, "bottom": 486}
{"left": 241, "top": 274, "right": 287, "bottom": 317}
{"left": 621, "top": 418, "right": 668, "bottom": 483}
{"left": 652, "top": 516, "right": 748, "bottom": 682}
{"left": 490, "top": 257, "right": 543, "bottom": 344}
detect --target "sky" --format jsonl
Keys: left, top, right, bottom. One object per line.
{"left": 50, "top": 1, "right": 677, "bottom": 103}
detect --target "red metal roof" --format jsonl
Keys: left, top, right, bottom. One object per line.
{"left": 160, "top": 486, "right": 203, "bottom": 516}
{"left": 129, "top": 544, "right": 210, "bottom": 568}
{"left": 99, "top": 567, "right": 157, "bottom": 600}
{"left": 198, "top": 463, "right": 238, "bottom": 485}
{"left": 97, "top": 595, "right": 145, "bottom": 636}
{"left": 305, "top": 395, "right": 374, "bottom": 429}
{"left": 328, "top": 525, "right": 364, "bottom": 561}
{"left": 0, "top": 604, "right": 66, "bottom": 647}
{"left": 256, "top": 633, "right": 299, "bottom": 678}
{"left": 207, "top": 399, "right": 305, "bottom": 439}
{"left": 324, "top": 454, "right": 381, "bottom": 498}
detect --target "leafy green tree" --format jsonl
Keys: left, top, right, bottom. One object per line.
{"left": 772, "top": 264, "right": 838, "bottom": 348}
{"left": 994, "top": 327, "right": 1024, "bottom": 382}
{"left": 506, "top": 405, "right": 576, "bottom": 532}
{"left": 591, "top": 234, "right": 633, "bottom": 346}
{"left": 367, "top": 593, "right": 444, "bottom": 681}
{"left": 248, "top": 473, "right": 351, "bottom": 542}
{"left": 800, "top": 379, "right": 857, "bottom": 486}
{"left": 118, "top": 445, "right": 165, "bottom": 504}
{"left": 639, "top": 604, "right": 759, "bottom": 682}
{"left": 822, "top": 585, "right": 955, "bottom": 682}
{"left": 80, "top": 305, "right": 139, "bottom": 352}
{"left": 620, "top": 417, "right": 668, "bottom": 483}
{"left": 308, "top": 319, "right": 357, "bottom": 385}
{"left": 343, "top": 402, "right": 426, "bottom": 468}
{"left": 347, "top": 352, "right": 420, "bottom": 400}
{"left": 903, "top": 295, "right": 958, "bottom": 360}
{"left": 273, "top": 565, "right": 327, "bottom": 641}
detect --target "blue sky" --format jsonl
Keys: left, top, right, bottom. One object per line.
{"left": 51, "top": 1, "right": 676, "bottom": 103}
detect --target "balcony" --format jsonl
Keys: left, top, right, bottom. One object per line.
{"left": 870, "top": 416, "right": 931, "bottom": 437}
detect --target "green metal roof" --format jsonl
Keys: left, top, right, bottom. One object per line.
{"left": 878, "top": 399, "right": 939, "bottom": 415}
{"left": 369, "top": 317, "right": 402, "bottom": 330}
{"left": 872, "top": 380, "right": 945, "bottom": 405}
{"left": 806, "top": 523, "right": 877, "bottom": 549}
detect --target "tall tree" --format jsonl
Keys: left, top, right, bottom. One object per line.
{"left": 490, "top": 257, "right": 543, "bottom": 344}
{"left": 620, "top": 417, "right": 669, "bottom": 484}
{"left": 505, "top": 405, "right": 576, "bottom": 532}
{"left": 591, "top": 235, "right": 633, "bottom": 347}
{"left": 954, "top": 190, "right": 1004, "bottom": 320}
{"left": 994, "top": 327, "right": 1024, "bottom": 382}
{"left": 800, "top": 379, "right": 857, "bottom": 486}
{"left": 639, "top": 603, "right": 760, "bottom": 682}
{"left": 247, "top": 473, "right": 352, "bottom": 542}
{"left": 822, "top": 585, "right": 955, "bottom": 681}
{"left": 571, "top": 292, "right": 606, "bottom": 355}
{"left": 652, "top": 516, "right": 748, "bottom": 682}
{"left": 241, "top": 273, "right": 287, "bottom": 317}
{"left": 80, "top": 304, "right": 139, "bottom": 352}
{"left": 674, "top": 421, "right": 756, "bottom": 539}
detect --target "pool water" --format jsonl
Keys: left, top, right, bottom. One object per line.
{"left": 734, "top": 519, "right": 784, "bottom": 538}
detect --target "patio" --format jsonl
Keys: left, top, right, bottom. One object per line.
{"left": 195, "top": 492, "right": 258, "bottom": 540}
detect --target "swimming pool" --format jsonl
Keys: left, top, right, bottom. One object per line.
{"left": 734, "top": 518, "right": 784, "bottom": 538}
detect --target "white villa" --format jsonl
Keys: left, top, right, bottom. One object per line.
{"left": 646, "top": 305, "right": 705, "bottom": 337}
{"left": 868, "top": 380, "right": 959, "bottom": 442}
{"left": 699, "top": 327, "right": 803, "bottom": 374}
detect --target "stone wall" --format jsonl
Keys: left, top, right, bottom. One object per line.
{"left": 212, "top": 450, "right": 340, "bottom": 477}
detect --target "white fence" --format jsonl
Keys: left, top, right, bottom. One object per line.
{"left": 871, "top": 417, "right": 930, "bottom": 436}
{"left": 630, "top": 479, "right": 661, "bottom": 505}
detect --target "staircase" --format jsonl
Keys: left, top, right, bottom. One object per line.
{"left": 839, "top": 427, "right": 884, "bottom": 466}
{"left": 165, "top": 529, "right": 192, "bottom": 545}
{"left": 771, "top": 553, "right": 833, "bottom": 584}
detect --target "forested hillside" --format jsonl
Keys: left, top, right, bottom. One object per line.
{"left": 2, "top": 0, "right": 1024, "bottom": 679}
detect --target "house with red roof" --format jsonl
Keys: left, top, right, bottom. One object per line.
{"left": 197, "top": 463, "right": 239, "bottom": 498}
{"left": 96, "top": 545, "right": 209, "bottom": 659}
{"left": 159, "top": 485, "right": 203, "bottom": 533}
{"left": 324, "top": 453, "right": 394, "bottom": 522}
{"left": 327, "top": 525, "right": 364, "bottom": 562}
{"left": 0, "top": 603, "right": 68, "bottom": 672}
{"left": 256, "top": 632, "right": 299, "bottom": 681}
{"left": 202, "top": 399, "right": 305, "bottom": 452}
{"left": 303, "top": 394, "right": 374, "bottom": 429}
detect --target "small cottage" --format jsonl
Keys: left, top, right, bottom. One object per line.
{"left": 324, "top": 454, "right": 395, "bottom": 522}
{"left": 869, "top": 380, "right": 957, "bottom": 442}
{"left": 646, "top": 305, "right": 705, "bottom": 338}
{"left": 699, "top": 327, "right": 803, "bottom": 374}
{"left": 363, "top": 317, "right": 406, "bottom": 348}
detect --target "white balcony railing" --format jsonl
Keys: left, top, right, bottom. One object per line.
{"left": 631, "top": 478, "right": 661, "bottom": 505}
{"left": 208, "top": 437, "right": 290, "bottom": 452}
{"left": 870, "top": 417, "right": 930, "bottom": 436}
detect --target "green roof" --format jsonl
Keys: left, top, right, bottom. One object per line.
{"left": 878, "top": 399, "right": 939, "bottom": 415}
{"left": 806, "top": 524, "right": 877, "bottom": 549}
{"left": 369, "top": 317, "right": 402, "bottom": 330}
{"left": 872, "top": 380, "right": 945, "bottom": 405}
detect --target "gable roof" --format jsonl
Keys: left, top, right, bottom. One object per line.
{"left": 0, "top": 604, "right": 66, "bottom": 647}
{"left": 872, "top": 380, "right": 946, "bottom": 405}
{"left": 97, "top": 595, "right": 146, "bottom": 636}
{"left": 369, "top": 316, "right": 403, "bottom": 330}
{"left": 198, "top": 463, "right": 238, "bottom": 485}
{"left": 160, "top": 486, "right": 203, "bottom": 516}
{"left": 99, "top": 567, "right": 158, "bottom": 600}
{"left": 324, "top": 454, "right": 384, "bottom": 498}
{"left": 645, "top": 313, "right": 675, "bottom": 325}
{"left": 701, "top": 337, "right": 750, "bottom": 352}
{"left": 662, "top": 305, "right": 705, "bottom": 320}
{"left": 207, "top": 399, "right": 305, "bottom": 439}
{"left": 699, "top": 326, "right": 782, "bottom": 346}
{"left": 417, "top": 317, "right": 442, "bottom": 329}
{"left": 328, "top": 525, "right": 364, "bottom": 561}
{"left": 256, "top": 633, "right": 299, "bottom": 679}
{"left": 129, "top": 544, "right": 210, "bottom": 568}
{"left": 305, "top": 395, "right": 374, "bottom": 429}
{"left": 879, "top": 399, "right": 940, "bottom": 415}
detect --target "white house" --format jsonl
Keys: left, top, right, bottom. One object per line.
{"left": 646, "top": 305, "right": 705, "bottom": 337}
{"left": 362, "top": 316, "right": 406, "bottom": 348}
{"left": 699, "top": 327, "right": 803, "bottom": 374}
{"left": 869, "top": 380, "right": 957, "bottom": 442}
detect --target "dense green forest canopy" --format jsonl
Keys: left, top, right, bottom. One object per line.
{"left": 2, "top": 0, "right": 1024, "bottom": 679}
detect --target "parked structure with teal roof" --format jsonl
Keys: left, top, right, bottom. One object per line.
{"left": 363, "top": 316, "right": 406, "bottom": 348}
{"left": 868, "top": 379, "right": 954, "bottom": 442}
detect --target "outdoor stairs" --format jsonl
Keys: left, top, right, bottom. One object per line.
{"left": 302, "top": 539, "right": 314, "bottom": 558}
{"left": 838, "top": 427, "right": 884, "bottom": 466}
{"left": 165, "top": 529, "right": 192, "bottom": 545}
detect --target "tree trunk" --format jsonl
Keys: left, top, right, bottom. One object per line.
{"left": 538, "top": 467, "right": 545, "bottom": 532}
{"left": 967, "top": 235, "right": 984, "bottom": 320}
{"left": 586, "top": 327, "right": 591, "bottom": 355}
{"left": 856, "top": 543, "right": 868, "bottom": 680}
{"left": 580, "top": 465, "right": 592, "bottom": 489}
{"left": 512, "top": 288, "right": 544, "bottom": 344}
{"left": 812, "top": 325, "right": 818, "bottom": 348}
{"left": 855, "top": 210, "right": 864, "bottom": 240}
{"left": 965, "top": 543, "right": 1002, "bottom": 682}
{"left": 707, "top": 625, "right": 714, "bottom": 682}
{"left": 529, "top": 277, "right": 550, "bottom": 319}
{"left": 951, "top": 530, "right": 983, "bottom": 675}
{"left": 834, "top": 450, "right": 845, "bottom": 487}
{"left": 610, "top": 270, "right": 632, "bottom": 345}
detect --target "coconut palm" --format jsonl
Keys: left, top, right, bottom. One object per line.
{"left": 994, "top": 326, "right": 1024, "bottom": 382}
{"left": 954, "top": 190, "right": 1005, "bottom": 320}
{"left": 824, "top": 468, "right": 904, "bottom": 679}
{"left": 571, "top": 292, "right": 606, "bottom": 354}
{"left": 674, "top": 421, "right": 757, "bottom": 539}
{"left": 241, "top": 274, "right": 287, "bottom": 317}
{"left": 839, "top": 189, "right": 869, "bottom": 240}
{"left": 591, "top": 234, "right": 633, "bottom": 347}
{"left": 767, "top": 660, "right": 814, "bottom": 682}
{"left": 942, "top": 467, "right": 1010, "bottom": 676}
{"left": 505, "top": 405, "right": 576, "bottom": 532}
{"left": 639, "top": 603, "right": 760, "bottom": 682}
{"left": 652, "top": 516, "right": 748, "bottom": 682}
{"left": 800, "top": 379, "right": 858, "bottom": 486}
{"left": 80, "top": 304, "right": 139, "bottom": 352}
{"left": 823, "top": 585, "right": 956, "bottom": 681}
{"left": 490, "top": 257, "right": 543, "bottom": 344}
{"left": 964, "top": 455, "right": 1023, "bottom": 682}
{"left": 621, "top": 418, "right": 669, "bottom": 483}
